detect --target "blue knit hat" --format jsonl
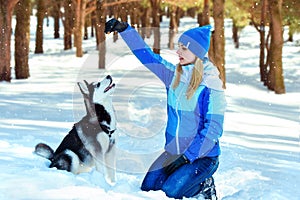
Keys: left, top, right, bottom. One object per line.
{"left": 178, "top": 25, "right": 212, "bottom": 60}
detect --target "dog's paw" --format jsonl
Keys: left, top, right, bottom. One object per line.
{"left": 105, "top": 175, "right": 116, "bottom": 186}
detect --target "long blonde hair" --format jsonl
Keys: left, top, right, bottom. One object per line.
{"left": 172, "top": 58, "right": 204, "bottom": 99}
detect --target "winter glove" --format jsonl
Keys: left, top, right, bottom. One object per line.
{"left": 104, "top": 18, "right": 128, "bottom": 34}
{"left": 163, "top": 154, "right": 190, "bottom": 175}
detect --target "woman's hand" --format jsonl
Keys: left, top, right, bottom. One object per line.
{"left": 104, "top": 18, "right": 128, "bottom": 34}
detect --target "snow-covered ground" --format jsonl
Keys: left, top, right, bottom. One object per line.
{"left": 0, "top": 16, "right": 299, "bottom": 200}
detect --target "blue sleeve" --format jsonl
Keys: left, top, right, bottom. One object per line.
{"left": 120, "top": 25, "right": 176, "bottom": 87}
{"left": 184, "top": 89, "right": 226, "bottom": 162}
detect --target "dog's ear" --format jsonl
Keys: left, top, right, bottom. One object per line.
{"left": 84, "top": 80, "right": 90, "bottom": 88}
{"left": 77, "top": 81, "right": 89, "bottom": 95}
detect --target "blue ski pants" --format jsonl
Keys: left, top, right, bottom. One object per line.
{"left": 141, "top": 151, "right": 219, "bottom": 199}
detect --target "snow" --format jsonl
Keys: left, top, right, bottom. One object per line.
{"left": 0, "top": 16, "right": 299, "bottom": 200}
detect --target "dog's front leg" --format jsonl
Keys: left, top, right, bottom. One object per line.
{"left": 96, "top": 133, "right": 116, "bottom": 186}
{"left": 104, "top": 143, "right": 116, "bottom": 186}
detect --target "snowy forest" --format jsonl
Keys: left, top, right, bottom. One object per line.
{"left": 0, "top": 0, "right": 300, "bottom": 199}
{"left": 1, "top": 0, "right": 300, "bottom": 93}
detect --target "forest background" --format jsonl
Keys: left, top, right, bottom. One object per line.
{"left": 0, "top": 0, "right": 299, "bottom": 94}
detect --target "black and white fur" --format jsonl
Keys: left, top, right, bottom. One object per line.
{"left": 34, "top": 75, "right": 117, "bottom": 185}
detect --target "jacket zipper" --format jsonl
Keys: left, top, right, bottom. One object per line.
{"left": 174, "top": 66, "right": 192, "bottom": 154}
{"left": 175, "top": 87, "right": 185, "bottom": 154}
{"left": 175, "top": 104, "right": 180, "bottom": 154}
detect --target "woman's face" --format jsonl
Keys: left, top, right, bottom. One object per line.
{"left": 176, "top": 43, "right": 196, "bottom": 65}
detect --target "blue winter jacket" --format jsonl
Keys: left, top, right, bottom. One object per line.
{"left": 120, "top": 26, "right": 226, "bottom": 163}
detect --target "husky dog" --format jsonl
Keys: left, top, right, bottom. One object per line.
{"left": 35, "top": 75, "right": 117, "bottom": 185}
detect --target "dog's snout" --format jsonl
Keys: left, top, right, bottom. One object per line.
{"left": 96, "top": 82, "right": 100, "bottom": 88}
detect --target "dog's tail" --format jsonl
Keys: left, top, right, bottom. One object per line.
{"left": 34, "top": 143, "right": 54, "bottom": 160}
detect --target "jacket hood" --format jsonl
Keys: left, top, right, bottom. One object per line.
{"left": 201, "top": 60, "right": 223, "bottom": 91}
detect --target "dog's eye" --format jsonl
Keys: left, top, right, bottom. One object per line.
{"left": 96, "top": 83, "right": 100, "bottom": 87}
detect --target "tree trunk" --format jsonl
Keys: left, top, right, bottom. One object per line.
{"left": 186, "top": 7, "right": 196, "bottom": 18}
{"left": 212, "top": 0, "right": 226, "bottom": 88}
{"left": 0, "top": 0, "right": 19, "bottom": 81}
{"left": 63, "top": 0, "right": 73, "bottom": 50}
{"left": 74, "top": 0, "right": 86, "bottom": 57}
{"left": 260, "top": 0, "right": 268, "bottom": 84}
{"left": 15, "top": 0, "right": 31, "bottom": 79}
{"left": 91, "top": 12, "right": 95, "bottom": 38}
{"left": 265, "top": 29, "right": 271, "bottom": 74}
{"left": 205, "top": 0, "right": 215, "bottom": 62}
{"left": 130, "top": 2, "right": 139, "bottom": 28}
{"left": 150, "top": 0, "right": 161, "bottom": 54}
{"left": 35, "top": 0, "right": 46, "bottom": 54}
{"left": 111, "top": 2, "right": 120, "bottom": 43}
{"left": 84, "top": 18, "right": 88, "bottom": 40}
{"left": 168, "top": 6, "right": 178, "bottom": 50}
{"left": 202, "top": 0, "right": 210, "bottom": 25}
{"left": 54, "top": 14, "right": 60, "bottom": 39}
{"left": 95, "top": 0, "right": 106, "bottom": 69}
{"left": 287, "top": 28, "right": 293, "bottom": 42}
{"left": 141, "top": 6, "right": 151, "bottom": 39}
{"left": 267, "top": 0, "right": 285, "bottom": 94}
{"left": 232, "top": 20, "right": 239, "bottom": 48}
{"left": 53, "top": 1, "right": 60, "bottom": 39}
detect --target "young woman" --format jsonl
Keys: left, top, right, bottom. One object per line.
{"left": 105, "top": 18, "right": 226, "bottom": 200}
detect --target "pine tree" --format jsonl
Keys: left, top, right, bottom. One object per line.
{"left": 212, "top": 0, "right": 226, "bottom": 88}
{"left": 35, "top": 0, "right": 46, "bottom": 54}
{"left": 95, "top": 0, "right": 106, "bottom": 68}
{"left": 267, "top": 0, "right": 285, "bottom": 94}
{"left": 150, "top": 0, "right": 161, "bottom": 54}
{"left": 63, "top": 0, "right": 74, "bottom": 50}
{"left": 0, "top": 0, "right": 19, "bottom": 81}
{"left": 74, "top": 0, "right": 87, "bottom": 57}
{"left": 15, "top": 0, "right": 31, "bottom": 79}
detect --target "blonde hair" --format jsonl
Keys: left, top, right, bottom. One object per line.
{"left": 172, "top": 58, "right": 203, "bottom": 99}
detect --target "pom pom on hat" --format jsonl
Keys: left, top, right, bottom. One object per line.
{"left": 178, "top": 25, "right": 212, "bottom": 60}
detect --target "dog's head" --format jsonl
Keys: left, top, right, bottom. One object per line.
{"left": 77, "top": 75, "right": 115, "bottom": 104}
{"left": 77, "top": 75, "right": 116, "bottom": 130}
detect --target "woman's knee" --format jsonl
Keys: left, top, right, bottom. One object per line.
{"left": 141, "top": 169, "right": 167, "bottom": 191}
{"left": 162, "top": 184, "right": 182, "bottom": 199}
{"left": 161, "top": 173, "right": 190, "bottom": 199}
{"left": 141, "top": 181, "right": 151, "bottom": 191}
